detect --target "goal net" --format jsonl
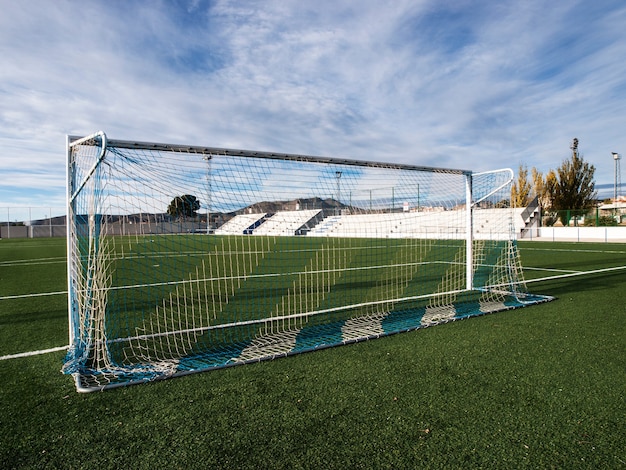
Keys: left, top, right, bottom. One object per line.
{"left": 63, "top": 131, "right": 551, "bottom": 391}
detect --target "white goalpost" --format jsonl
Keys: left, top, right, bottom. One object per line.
{"left": 63, "top": 131, "right": 551, "bottom": 391}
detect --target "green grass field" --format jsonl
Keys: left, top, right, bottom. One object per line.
{"left": 65, "top": 234, "right": 533, "bottom": 391}
{"left": 1, "top": 238, "right": 625, "bottom": 468}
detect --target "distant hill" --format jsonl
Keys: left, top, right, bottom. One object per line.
{"left": 19, "top": 198, "right": 346, "bottom": 226}
{"left": 238, "top": 197, "right": 344, "bottom": 214}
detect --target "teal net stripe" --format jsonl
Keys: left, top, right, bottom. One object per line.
{"left": 68, "top": 291, "right": 551, "bottom": 391}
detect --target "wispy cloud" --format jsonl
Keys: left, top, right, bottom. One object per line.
{"left": 1, "top": 0, "right": 625, "bottom": 210}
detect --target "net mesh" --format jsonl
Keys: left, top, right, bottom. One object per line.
{"left": 64, "top": 133, "right": 551, "bottom": 391}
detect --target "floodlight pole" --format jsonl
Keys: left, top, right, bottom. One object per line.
{"left": 417, "top": 184, "right": 420, "bottom": 212}
{"left": 612, "top": 152, "right": 621, "bottom": 218}
{"left": 613, "top": 152, "right": 620, "bottom": 202}
{"left": 204, "top": 155, "right": 212, "bottom": 233}
{"left": 336, "top": 171, "right": 342, "bottom": 215}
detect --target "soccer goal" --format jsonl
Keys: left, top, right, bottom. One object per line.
{"left": 63, "top": 131, "right": 551, "bottom": 391}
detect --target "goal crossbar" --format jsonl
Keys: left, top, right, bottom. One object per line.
{"left": 68, "top": 134, "right": 471, "bottom": 176}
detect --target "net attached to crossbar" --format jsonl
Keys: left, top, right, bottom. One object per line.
{"left": 63, "top": 132, "right": 551, "bottom": 391}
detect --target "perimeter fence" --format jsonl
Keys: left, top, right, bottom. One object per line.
{"left": 0, "top": 207, "right": 65, "bottom": 239}
{"left": 0, "top": 206, "right": 211, "bottom": 239}
{"left": 542, "top": 207, "right": 626, "bottom": 227}
{"left": 3, "top": 205, "right": 626, "bottom": 241}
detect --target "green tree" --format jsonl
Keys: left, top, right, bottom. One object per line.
{"left": 545, "top": 169, "right": 558, "bottom": 209}
{"left": 511, "top": 164, "right": 532, "bottom": 208}
{"left": 535, "top": 169, "right": 560, "bottom": 226}
{"left": 531, "top": 167, "right": 558, "bottom": 210}
{"left": 532, "top": 167, "right": 547, "bottom": 208}
{"left": 167, "top": 194, "right": 201, "bottom": 220}
{"left": 551, "top": 138, "right": 597, "bottom": 224}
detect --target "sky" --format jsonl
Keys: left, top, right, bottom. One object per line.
{"left": 2, "top": 0, "right": 626, "bottom": 218}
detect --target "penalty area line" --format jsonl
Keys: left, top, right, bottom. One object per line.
{"left": 523, "top": 264, "right": 626, "bottom": 284}
{"left": 0, "top": 345, "right": 69, "bottom": 361}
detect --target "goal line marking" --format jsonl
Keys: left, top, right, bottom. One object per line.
{"left": 3, "top": 264, "right": 625, "bottom": 302}
{"left": 523, "top": 264, "right": 626, "bottom": 284}
{"left": 0, "top": 345, "right": 69, "bottom": 361}
{"left": 0, "top": 290, "right": 68, "bottom": 301}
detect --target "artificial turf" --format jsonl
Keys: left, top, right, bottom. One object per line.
{"left": 0, "top": 238, "right": 624, "bottom": 468}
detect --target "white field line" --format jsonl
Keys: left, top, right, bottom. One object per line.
{"left": 3, "top": 263, "right": 626, "bottom": 360}
{"left": 0, "top": 260, "right": 448, "bottom": 300}
{"left": 484, "top": 264, "right": 626, "bottom": 292}
{"left": 0, "top": 258, "right": 66, "bottom": 267}
{"left": 82, "top": 265, "right": 626, "bottom": 345}
{"left": 3, "top": 261, "right": 65, "bottom": 267}
{"left": 522, "top": 266, "right": 580, "bottom": 274}
{"left": 522, "top": 264, "right": 626, "bottom": 284}
{"left": 1, "top": 261, "right": 624, "bottom": 301}
{"left": 0, "top": 345, "right": 68, "bottom": 361}
{"left": 521, "top": 246, "right": 626, "bottom": 255}
{"left": 0, "top": 244, "right": 392, "bottom": 267}
{"left": 0, "top": 291, "right": 67, "bottom": 300}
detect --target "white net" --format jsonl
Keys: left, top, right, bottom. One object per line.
{"left": 63, "top": 132, "right": 550, "bottom": 391}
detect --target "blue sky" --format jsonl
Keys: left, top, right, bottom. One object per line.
{"left": 1, "top": 0, "right": 625, "bottom": 217}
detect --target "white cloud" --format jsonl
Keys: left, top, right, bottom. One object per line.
{"left": 1, "top": 0, "right": 625, "bottom": 211}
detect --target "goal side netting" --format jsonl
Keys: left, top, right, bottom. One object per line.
{"left": 63, "top": 132, "right": 551, "bottom": 391}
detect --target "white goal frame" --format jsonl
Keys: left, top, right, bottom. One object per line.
{"left": 63, "top": 131, "right": 550, "bottom": 391}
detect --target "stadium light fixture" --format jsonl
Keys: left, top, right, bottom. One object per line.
{"left": 612, "top": 152, "right": 621, "bottom": 204}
